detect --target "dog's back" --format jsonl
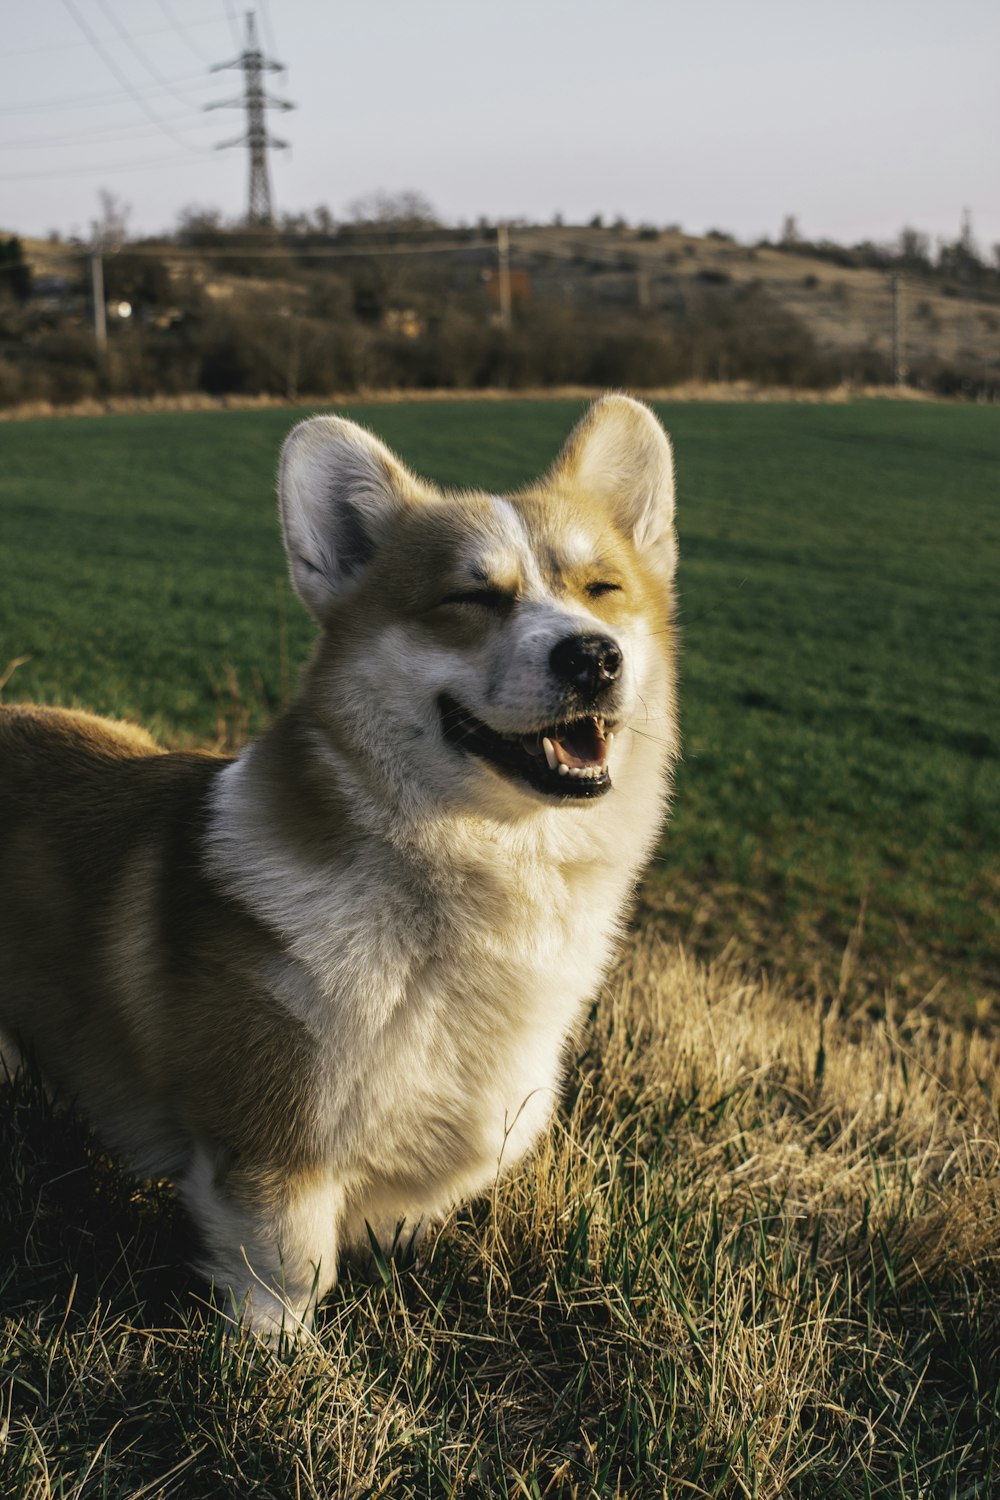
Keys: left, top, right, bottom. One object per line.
{"left": 0, "top": 706, "right": 215, "bottom": 977}
{"left": 0, "top": 706, "right": 243, "bottom": 1170}
{"left": 0, "top": 706, "right": 184, "bottom": 1008}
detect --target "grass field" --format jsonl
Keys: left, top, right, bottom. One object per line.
{"left": 2, "top": 940, "right": 999, "bottom": 1496}
{"left": 1, "top": 397, "right": 999, "bottom": 1496}
{"left": 1, "top": 398, "right": 997, "bottom": 1012}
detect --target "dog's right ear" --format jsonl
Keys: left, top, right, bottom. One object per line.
{"left": 279, "top": 416, "right": 421, "bottom": 620}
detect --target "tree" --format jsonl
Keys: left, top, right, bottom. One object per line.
{"left": 91, "top": 189, "right": 130, "bottom": 251}
{"left": 346, "top": 190, "right": 438, "bottom": 229}
{"left": 896, "top": 226, "right": 931, "bottom": 270}
{"left": 0, "top": 237, "right": 32, "bottom": 303}
{"left": 938, "top": 212, "right": 983, "bottom": 281}
{"left": 175, "top": 205, "right": 225, "bottom": 244}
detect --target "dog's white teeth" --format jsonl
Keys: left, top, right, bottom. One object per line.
{"left": 543, "top": 725, "right": 614, "bottom": 782}
{"left": 606, "top": 732, "right": 614, "bottom": 758}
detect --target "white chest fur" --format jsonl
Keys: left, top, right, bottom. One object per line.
{"left": 204, "top": 749, "right": 648, "bottom": 1214}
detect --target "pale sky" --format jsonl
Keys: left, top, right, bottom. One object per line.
{"left": 2, "top": 0, "right": 998, "bottom": 253}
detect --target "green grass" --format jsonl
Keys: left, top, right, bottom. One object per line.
{"left": 3, "top": 937, "right": 999, "bottom": 1496}
{"left": 1, "top": 397, "right": 997, "bottom": 1013}
{"left": 1, "top": 398, "right": 999, "bottom": 1494}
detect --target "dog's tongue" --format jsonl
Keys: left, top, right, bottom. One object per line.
{"left": 522, "top": 716, "right": 608, "bottom": 770}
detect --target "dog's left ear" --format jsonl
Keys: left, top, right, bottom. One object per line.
{"left": 552, "top": 395, "right": 677, "bottom": 579}
{"left": 279, "top": 416, "right": 424, "bottom": 620}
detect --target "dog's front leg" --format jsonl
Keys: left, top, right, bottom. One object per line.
{"left": 180, "top": 1148, "right": 343, "bottom": 1340}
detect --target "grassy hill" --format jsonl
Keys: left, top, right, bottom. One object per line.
{"left": 504, "top": 224, "right": 1000, "bottom": 385}
{"left": 4, "top": 220, "right": 998, "bottom": 408}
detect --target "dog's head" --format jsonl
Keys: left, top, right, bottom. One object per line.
{"left": 279, "top": 397, "right": 678, "bottom": 818}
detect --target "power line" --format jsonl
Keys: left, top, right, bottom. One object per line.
{"left": 0, "top": 73, "right": 216, "bottom": 115}
{"left": 256, "top": 0, "right": 279, "bottom": 62}
{"left": 91, "top": 0, "right": 205, "bottom": 108}
{"left": 3, "top": 238, "right": 497, "bottom": 259}
{"left": 5, "top": 17, "right": 223, "bottom": 61}
{"left": 26, "top": 239, "right": 499, "bottom": 260}
{"left": 222, "top": 0, "right": 243, "bottom": 48}
{"left": 58, "top": 0, "right": 210, "bottom": 153}
{"left": 154, "top": 0, "right": 218, "bottom": 65}
{"left": 0, "top": 151, "right": 219, "bottom": 182}
{"left": 0, "top": 115, "right": 221, "bottom": 151}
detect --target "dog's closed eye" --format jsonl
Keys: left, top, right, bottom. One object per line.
{"left": 439, "top": 588, "right": 512, "bottom": 613}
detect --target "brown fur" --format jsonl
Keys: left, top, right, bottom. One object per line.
{"left": 0, "top": 705, "right": 320, "bottom": 1195}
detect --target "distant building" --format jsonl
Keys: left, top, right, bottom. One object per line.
{"left": 31, "top": 274, "right": 74, "bottom": 307}
{"left": 482, "top": 267, "right": 533, "bottom": 313}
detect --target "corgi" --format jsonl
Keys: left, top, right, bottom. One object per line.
{"left": 0, "top": 396, "right": 679, "bottom": 1337}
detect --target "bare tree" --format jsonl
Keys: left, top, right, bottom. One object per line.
{"left": 896, "top": 226, "right": 931, "bottom": 269}
{"left": 91, "top": 189, "right": 131, "bottom": 252}
{"left": 346, "top": 190, "right": 438, "bottom": 228}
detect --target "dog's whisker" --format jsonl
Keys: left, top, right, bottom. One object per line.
{"left": 626, "top": 727, "right": 676, "bottom": 747}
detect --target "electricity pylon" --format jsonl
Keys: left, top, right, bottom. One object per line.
{"left": 207, "top": 11, "right": 294, "bottom": 227}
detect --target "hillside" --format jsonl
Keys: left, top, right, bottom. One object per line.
{"left": 510, "top": 224, "right": 998, "bottom": 378}
{"left": 2, "top": 220, "right": 998, "bottom": 406}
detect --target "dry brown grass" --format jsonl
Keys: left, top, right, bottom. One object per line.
{"left": 0, "top": 382, "right": 889, "bottom": 426}
{"left": 2, "top": 931, "right": 998, "bottom": 1495}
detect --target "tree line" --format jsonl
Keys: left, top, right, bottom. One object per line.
{"left": 1, "top": 199, "right": 997, "bottom": 408}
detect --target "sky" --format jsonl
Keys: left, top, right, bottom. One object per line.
{"left": 2, "top": 0, "right": 998, "bottom": 253}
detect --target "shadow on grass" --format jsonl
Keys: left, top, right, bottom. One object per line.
{"left": 0, "top": 1062, "right": 199, "bottom": 1335}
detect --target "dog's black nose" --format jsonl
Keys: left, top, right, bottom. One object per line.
{"left": 549, "top": 635, "right": 623, "bottom": 697}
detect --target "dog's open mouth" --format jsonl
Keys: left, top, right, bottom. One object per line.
{"left": 439, "top": 694, "right": 614, "bottom": 799}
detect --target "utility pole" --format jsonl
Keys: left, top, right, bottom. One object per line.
{"left": 90, "top": 248, "right": 107, "bottom": 375}
{"left": 496, "top": 224, "right": 512, "bottom": 331}
{"left": 958, "top": 206, "right": 975, "bottom": 378}
{"left": 207, "top": 11, "right": 294, "bottom": 227}
{"left": 890, "top": 272, "right": 906, "bottom": 388}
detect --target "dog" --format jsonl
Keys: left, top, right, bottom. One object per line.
{"left": 0, "top": 395, "right": 679, "bottom": 1337}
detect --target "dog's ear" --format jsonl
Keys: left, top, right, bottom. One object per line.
{"left": 279, "top": 416, "right": 422, "bottom": 619}
{"left": 552, "top": 395, "right": 676, "bottom": 579}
